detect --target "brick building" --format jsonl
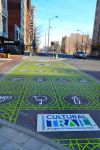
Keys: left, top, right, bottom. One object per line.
{"left": 8, "top": 0, "right": 31, "bottom": 53}
{"left": 24, "top": 0, "right": 31, "bottom": 50}
{"left": 30, "top": 5, "right": 35, "bottom": 43}
{"left": 61, "top": 33, "right": 91, "bottom": 55}
{"left": 0, "top": 0, "right": 8, "bottom": 41}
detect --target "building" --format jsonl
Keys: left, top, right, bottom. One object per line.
{"left": 91, "top": 0, "right": 100, "bottom": 57}
{"left": 30, "top": 5, "right": 35, "bottom": 43}
{"left": 8, "top": 0, "right": 31, "bottom": 54}
{"left": 24, "top": 0, "right": 31, "bottom": 50}
{"left": 61, "top": 33, "right": 91, "bottom": 55}
{"left": 0, "top": 0, "right": 8, "bottom": 40}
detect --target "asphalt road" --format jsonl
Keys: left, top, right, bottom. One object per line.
{"left": 63, "top": 57, "right": 100, "bottom": 81}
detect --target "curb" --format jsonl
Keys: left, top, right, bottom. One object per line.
{"left": 0, "top": 119, "right": 69, "bottom": 150}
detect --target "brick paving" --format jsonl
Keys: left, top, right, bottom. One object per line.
{"left": 0, "top": 55, "right": 23, "bottom": 74}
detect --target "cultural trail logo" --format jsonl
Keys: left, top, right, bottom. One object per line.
{"left": 64, "top": 95, "right": 89, "bottom": 105}
{"left": 37, "top": 114, "right": 100, "bottom": 132}
{"left": 28, "top": 95, "right": 52, "bottom": 105}
{"left": 0, "top": 94, "right": 14, "bottom": 104}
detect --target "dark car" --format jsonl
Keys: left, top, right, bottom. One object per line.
{"left": 73, "top": 51, "right": 87, "bottom": 59}
{"left": 0, "top": 47, "right": 6, "bottom": 53}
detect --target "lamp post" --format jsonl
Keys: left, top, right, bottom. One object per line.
{"left": 44, "top": 28, "right": 48, "bottom": 52}
{"left": 77, "top": 29, "right": 84, "bottom": 51}
{"left": 76, "top": 30, "right": 79, "bottom": 51}
{"left": 48, "top": 16, "right": 58, "bottom": 50}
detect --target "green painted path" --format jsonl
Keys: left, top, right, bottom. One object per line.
{"left": 0, "top": 60, "right": 100, "bottom": 149}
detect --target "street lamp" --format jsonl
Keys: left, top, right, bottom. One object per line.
{"left": 76, "top": 30, "right": 79, "bottom": 51}
{"left": 77, "top": 29, "right": 84, "bottom": 51}
{"left": 48, "top": 16, "right": 58, "bottom": 50}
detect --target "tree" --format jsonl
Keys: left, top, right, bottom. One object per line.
{"left": 32, "top": 25, "right": 42, "bottom": 54}
{"left": 51, "top": 41, "right": 61, "bottom": 52}
{"left": 73, "top": 40, "right": 81, "bottom": 51}
{"left": 84, "top": 35, "right": 91, "bottom": 53}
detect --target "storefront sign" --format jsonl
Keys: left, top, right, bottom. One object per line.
{"left": 37, "top": 114, "right": 99, "bottom": 132}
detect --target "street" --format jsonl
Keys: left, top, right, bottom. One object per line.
{"left": 0, "top": 56, "right": 100, "bottom": 150}
{"left": 64, "top": 57, "right": 100, "bottom": 81}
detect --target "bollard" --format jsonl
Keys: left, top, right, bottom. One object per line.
{"left": 56, "top": 54, "right": 58, "bottom": 59}
{"left": 8, "top": 53, "right": 10, "bottom": 58}
{"left": 53, "top": 55, "right": 55, "bottom": 59}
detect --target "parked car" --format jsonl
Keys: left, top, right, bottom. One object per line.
{"left": 73, "top": 51, "right": 87, "bottom": 59}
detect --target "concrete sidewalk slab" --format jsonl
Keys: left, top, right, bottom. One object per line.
{"left": 0, "top": 119, "right": 69, "bottom": 150}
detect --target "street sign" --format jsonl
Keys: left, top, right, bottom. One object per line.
{"left": 37, "top": 114, "right": 100, "bottom": 132}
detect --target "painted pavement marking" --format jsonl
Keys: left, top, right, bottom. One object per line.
{"left": 37, "top": 114, "right": 100, "bottom": 132}
{"left": 28, "top": 95, "right": 52, "bottom": 105}
{"left": 64, "top": 96, "right": 90, "bottom": 105}
{"left": 55, "top": 138, "right": 100, "bottom": 150}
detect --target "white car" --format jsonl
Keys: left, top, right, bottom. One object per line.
{"left": 73, "top": 51, "right": 87, "bottom": 59}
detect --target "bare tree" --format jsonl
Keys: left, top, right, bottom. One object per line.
{"left": 73, "top": 40, "right": 81, "bottom": 51}
{"left": 33, "top": 25, "right": 42, "bottom": 54}
{"left": 51, "top": 41, "right": 61, "bottom": 52}
{"left": 84, "top": 35, "right": 91, "bottom": 53}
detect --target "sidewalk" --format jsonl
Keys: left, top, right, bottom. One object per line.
{"left": 0, "top": 55, "right": 24, "bottom": 75}
{"left": 0, "top": 120, "right": 68, "bottom": 150}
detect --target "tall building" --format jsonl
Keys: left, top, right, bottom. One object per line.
{"left": 8, "top": 0, "right": 24, "bottom": 53}
{"left": 0, "top": 0, "right": 8, "bottom": 39}
{"left": 30, "top": 5, "right": 35, "bottom": 43}
{"left": 61, "top": 33, "right": 91, "bottom": 54}
{"left": 91, "top": 0, "right": 100, "bottom": 57}
{"left": 8, "top": 0, "right": 31, "bottom": 53}
{"left": 24, "top": 0, "right": 31, "bottom": 50}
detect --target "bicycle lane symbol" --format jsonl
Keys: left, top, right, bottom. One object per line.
{"left": 71, "top": 96, "right": 81, "bottom": 105}
{"left": 32, "top": 96, "right": 47, "bottom": 105}
{"left": 0, "top": 95, "right": 13, "bottom": 103}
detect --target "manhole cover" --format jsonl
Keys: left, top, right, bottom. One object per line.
{"left": 32, "top": 77, "right": 47, "bottom": 82}
{"left": 0, "top": 94, "right": 15, "bottom": 104}
{"left": 9, "top": 77, "right": 24, "bottom": 81}
{"left": 64, "top": 95, "right": 89, "bottom": 105}
{"left": 28, "top": 95, "right": 52, "bottom": 105}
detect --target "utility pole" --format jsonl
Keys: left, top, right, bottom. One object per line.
{"left": 48, "top": 16, "right": 58, "bottom": 51}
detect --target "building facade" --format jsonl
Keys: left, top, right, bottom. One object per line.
{"left": 91, "top": 0, "right": 100, "bottom": 57}
{"left": 24, "top": 0, "right": 31, "bottom": 50}
{"left": 8, "top": 0, "right": 31, "bottom": 53}
{"left": 61, "top": 33, "right": 91, "bottom": 55}
{"left": 0, "top": 0, "right": 8, "bottom": 38}
{"left": 30, "top": 5, "right": 35, "bottom": 43}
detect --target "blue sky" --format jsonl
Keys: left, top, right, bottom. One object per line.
{"left": 32, "top": 0, "right": 97, "bottom": 48}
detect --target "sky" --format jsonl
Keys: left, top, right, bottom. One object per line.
{"left": 31, "top": 0, "right": 97, "bottom": 48}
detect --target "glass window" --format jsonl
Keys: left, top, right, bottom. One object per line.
{"left": 2, "top": 16, "right": 6, "bottom": 33}
{"left": 2, "top": 0, "right": 6, "bottom": 10}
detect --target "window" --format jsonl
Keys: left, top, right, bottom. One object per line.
{"left": 2, "top": 0, "right": 6, "bottom": 10}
